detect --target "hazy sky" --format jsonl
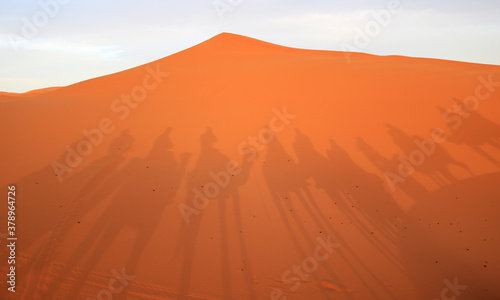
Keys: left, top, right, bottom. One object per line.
{"left": 1, "top": 0, "right": 499, "bottom": 92}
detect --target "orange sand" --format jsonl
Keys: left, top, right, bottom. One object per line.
{"left": 0, "top": 33, "right": 499, "bottom": 300}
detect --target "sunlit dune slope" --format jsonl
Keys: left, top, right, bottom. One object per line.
{"left": 0, "top": 32, "right": 499, "bottom": 300}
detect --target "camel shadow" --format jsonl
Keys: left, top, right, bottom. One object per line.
{"left": 174, "top": 127, "right": 257, "bottom": 300}
{"left": 47, "top": 128, "right": 190, "bottom": 299}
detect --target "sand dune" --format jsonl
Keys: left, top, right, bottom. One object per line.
{"left": 0, "top": 32, "right": 499, "bottom": 300}
{"left": 0, "top": 87, "right": 62, "bottom": 101}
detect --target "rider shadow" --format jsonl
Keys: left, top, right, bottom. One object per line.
{"left": 385, "top": 124, "right": 473, "bottom": 187}
{"left": 437, "top": 101, "right": 500, "bottom": 167}
{"left": 175, "top": 127, "right": 257, "bottom": 300}
{"left": 356, "top": 137, "right": 429, "bottom": 200}
{"left": 60, "top": 127, "right": 190, "bottom": 299}
{"left": 322, "top": 135, "right": 405, "bottom": 242}
{"left": 21, "top": 129, "right": 135, "bottom": 299}
{"left": 263, "top": 131, "right": 397, "bottom": 299}
{"left": 289, "top": 129, "right": 403, "bottom": 299}
{"left": 17, "top": 130, "right": 132, "bottom": 252}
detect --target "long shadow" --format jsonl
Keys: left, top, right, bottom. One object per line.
{"left": 437, "top": 101, "right": 500, "bottom": 167}
{"left": 356, "top": 137, "right": 429, "bottom": 200}
{"left": 231, "top": 150, "right": 259, "bottom": 300}
{"left": 15, "top": 130, "right": 132, "bottom": 252}
{"left": 357, "top": 136, "right": 500, "bottom": 299}
{"left": 290, "top": 130, "right": 403, "bottom": 299}
{"left": 263, "top": 134, "right": 399, "bottom": 299}
{"left": 322, "top": 136, "right": 404, "bottom": 247}
{"left": 56, "top": 127, "right": 190, "bottom": 299}
{"left": 175, "top": 127, "right": 257, "bottom": 300}
{"left": 262, "top": 136, "right": 337, "bottom": 299}
{"left": 385, "top": 124, "right": 473, "bottom": 187}
{"left": 20, "top": 129, "right": 135, "bottom": 299}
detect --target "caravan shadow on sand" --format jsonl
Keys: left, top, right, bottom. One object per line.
{"left": 174, "top": 127, "right": 257, "bottom": 300}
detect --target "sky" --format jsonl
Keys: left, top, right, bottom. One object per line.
{"left": 1, "top": 0, "right": 499, "bottom": 93}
